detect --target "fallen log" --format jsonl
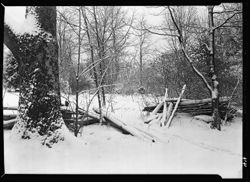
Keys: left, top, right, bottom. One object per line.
{"left": 65, "top": 118, "right": 99, "bottom": 127}
{"left": 3, "top": 106, "right": 102, "bottom": 130}
{"left": 93, "top": 108, "right": 156, "bottom": 142}
{"left": 4, "top": 118, "right": 18, "bottom": 129}
{"left": 143, "top": 97, "right": 230, "bottom": 112}
{"left": 60, "top": 109, "right": 75, "bottom": 119}
{"left": 64, "top": 118, "right": 76, "bottom": 124}
{"left": 61, "top": 107, "right": 101, "bottom": 122}
{"left": 78, "top": 118, "right": 99, "bottom": 127}
{"left": 144, "top": 114, "right": 159, "bottom": 124}
{"left": 142, "top": 96, "right": 232, "bottom": 120}
{"left": 151, "top": 101, "right": 164, "bottom": 115}
{"left": 2, "top": 106, "right": 96, "bottom": 117}
{"left": 3, "top": 114, "right": 17, "bottom": 120}
{"left": 163, "top": 96, "right": 230, "bottom": 105}
{"left": 78, "top": 108, "right": 101, "bottom": 120}
{"left": 3, "top": 107, "right": 18, "bottom": 110}
{"left": 63, "top": 107, "right": 105, "bottom": 132}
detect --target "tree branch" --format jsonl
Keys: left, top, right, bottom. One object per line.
{"left": 180, "top": 43, "right": 212, "bottom": 93}
{"left": 213, "top": 10, "right": 241, "bottom": 14}
{"left": 213, "top": 11, "right": 242, "bottom": 30}
{"left": 167, "top": 7, "right": 182, "bottom": 39}
{"left": 143, "top": 27, "right": 179, "bottom": 37}
{"left": 202, "top": 42, "right": 211, "bottom": 51}
{"left": 57, "top": 10, "right": 79, "bottom": 35}
{"left": 219, "top": 25, "right": 242, "bottom": 28}
{"left": 167, "top": 6, "right": 213, "bottom": 93}
{"left": 4, "top": 23, "right": 21, "bottom": 62}
{"left": 128, "top": 21, "right": 178, "bottom": 37}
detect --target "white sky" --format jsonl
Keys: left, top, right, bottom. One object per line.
{"left": 4, "top": 6, "right": 168, "bottom": 50}
{"left": 4, "top": 6, "right": 208, "bottom": 53}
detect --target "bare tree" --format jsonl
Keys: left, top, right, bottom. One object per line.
{"left": 57, "top": 8, "right": 77, "bottom": 95}
{"left": 81, "top": 6, "right": 103, "bottom": 122}
{"left": 135, "top": 15, "right": 151, "bottom": 87}
{"left": 74, "top": 7, "right": 81, "bottom": 136}
{"left": 107, "top": 6, "right": 132, "bottom": 90}
{"left": 142, "top": 5, "right": 242, "bottom": 130}
{"left": 167, "top": 5, "right": 242, "bottom": 130}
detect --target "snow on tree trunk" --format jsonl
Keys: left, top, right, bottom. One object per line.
{"left": 5, "top": 6, "right": 65, "bottom": 147}
{"left": 211, "top": 86, "right": 221, "bottom": 130}
{"left": 208, "top": 6, "right": 221, "bottom": 130}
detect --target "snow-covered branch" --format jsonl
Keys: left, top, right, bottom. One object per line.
{"left": 4, "top": 23, "right": 21, "bottom": 62}
{"left": 167, "top": 6, "right": 213, "bottom": 93}
{"left": 142, "top": 27, "right": 179, "bottom": 37}
{"left": 180, "top": 43, "right": 212, "bottom": 93}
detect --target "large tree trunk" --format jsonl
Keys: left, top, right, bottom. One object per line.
{"left": 208, "top": 6, "right": 221, "bottom": 130}
{"left": 4, "top": 6, "right": 65, "bottom": 147}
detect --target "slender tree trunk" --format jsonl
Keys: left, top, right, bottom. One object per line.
{"left": 82, "top": 7, "right": 103, "bottom": 122}
{"left": 93, "top": 7, "right": 106, "bottom": 107}
{"left": 100, "top": 43, "right": 106, "bottom": 106}
{"left": 75, "top": 8, "right": 81, "bottom": 136}
{"left": 208, "top": 6, "right": 221, "bottom": 130}
{"left": 139, "top": 45, "right": 143, "bottom": 86}
{"left": 111, "top": 24, "right": 117, "bottom": 92}
{"left": 4, "top": 6, "right": 65, "bottom": 147}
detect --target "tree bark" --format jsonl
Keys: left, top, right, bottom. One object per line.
{"left": 93, "top": 6, "right": 106, "bottom": 107}
{"left": 4, "top": 6, "right": 65, "bottom": 147}
{"left": 75, "top": 8, "right": 81, "bottom": 136}
{"left": 139, "top": 43, "right": 143, "bottom": 86}
{"left": 208, "top": 6, "right": 221, "bottom": 130}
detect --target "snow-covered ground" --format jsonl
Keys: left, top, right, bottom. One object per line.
{"left": 3, "top": 91, "right": 243, "bottom": 178}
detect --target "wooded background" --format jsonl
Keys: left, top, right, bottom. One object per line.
{"left": 4, "top": 5, "right": 242, "bottom": 104}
